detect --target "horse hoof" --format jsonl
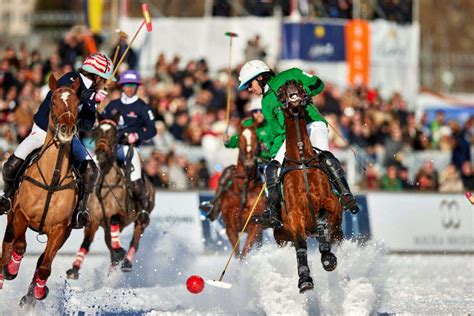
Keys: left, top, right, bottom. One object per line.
{"left": 321, "top": 252, "right": 337, "bottom": 271}
{"left": 66, "top": 267, "right": 79, "bottom": 280}
{"left": 34, "top": 285, "right": 49, "bottom": 300}
{"left": 113, "top": 247, "right": 126, "bottom": 262}
{"left": 19, "top": 294, "right": 36, "bottom": 308}
{"left": 121, "top": 259, "right": 133, "bottom": 272}
{"left": 298, "top": 275, "right": 314, "bottom": 293}
{"left": 3, "top": 265, "right": 18, "bottom": 280}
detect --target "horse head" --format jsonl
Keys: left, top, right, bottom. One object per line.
{"left": 238, "top": 121, "right": 259, "bottom": 168}
{"left": 48, "top": 75, "right": 80, "bottom": 143}
{"left": 95, "top": 111, "right": 121, "bottom": 167}
{"left": 277, "top": 80, "right": 309, "bottom": 117}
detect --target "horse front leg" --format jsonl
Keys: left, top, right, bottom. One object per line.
{"left": 295, "top": 239, "right": 313, "bottom": 293}
{"left": 20, "top": 225, "right": 72, "bottom": 307}
{"left": 316, "top": 210, "right": 337, "bottom": 272}
{"left": 66, "top": 222, "right": 100, "bottom": 280}
{"left": 4, "top": 210, "right": 28, "bottom": 281}
{"left": 0, "top": 212, "right": 15, "bottom": 289}
{"left": 240, "top": 225, "right": 262, "bottom": 259}
{"left": 109, "top": 214, "right": 126, "bottom": 266}
{"left": 121, "top": 211, "right": 150, "bottom": 272}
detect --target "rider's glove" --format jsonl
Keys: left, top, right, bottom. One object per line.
{"left": 94, "top": 89, "right": 108, "bottom": 102}
{"left": 127, "top": 132, "right": 139, "bottom": 144}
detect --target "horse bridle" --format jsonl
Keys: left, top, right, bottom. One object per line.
{"left": 278, "top": 80, "right": 320, "bottom": 226}
{"left": 49, "top": 91, "right": 78, "bottom": 139}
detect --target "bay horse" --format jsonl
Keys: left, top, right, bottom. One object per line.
{"left": 274, "top": 80, "right": 343, "bottom": 293}
{"left": 0, "top": 75, "right": 81, "bottom": 306}
{"left": 66, "top": 112, "right": 155, "bottom": 279}
{"left": 219, "top": 122, "right": 267, "bottom": 258}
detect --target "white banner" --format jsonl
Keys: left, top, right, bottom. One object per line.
{"left": 370, "top": 20, "right": 420, "bottom": 104}
{"left": 119, "top": 17, "right": 280, "bottom": 76}
{"left": 0, "top": 192, "right": 204, "bottom": 255}
{"left": 367, "top": 193, "right": 474, "bottom": 252}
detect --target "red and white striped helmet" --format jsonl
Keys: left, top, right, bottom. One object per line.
{"left": 81, "top": 53, "right": 114, "bottom": 80}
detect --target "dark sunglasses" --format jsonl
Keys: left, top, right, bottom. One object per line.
{"left": 251, "top": 109, "right": 262, "bottom": 114}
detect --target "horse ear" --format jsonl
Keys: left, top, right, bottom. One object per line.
{"left": 48, "top": 74, "right": 58, "bottom": 90}
{"left": 70, "top": 78, "right": 80, "bottom": 93}
{"left": 112, "top": 111, "right": 121, "bottom": 123}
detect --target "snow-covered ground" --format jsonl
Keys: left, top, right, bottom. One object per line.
{"left": 0, "top": 221, "right": 472, "bottom": 316}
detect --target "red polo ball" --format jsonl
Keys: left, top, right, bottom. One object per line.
{"left": 186, "top": 275, "right": 205, "bottom": 294}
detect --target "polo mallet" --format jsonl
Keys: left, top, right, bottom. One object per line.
{"left": 98, "top": 2, "right": 153, "bottom": 113}
{"left": 224, "top": 32, "right": 238, "bottom": 136}
{"left": 111, "top": 29, "right": 128, "bottom": 66}
{"left": 206, "top": 183, "right": 266, "bottom": 289}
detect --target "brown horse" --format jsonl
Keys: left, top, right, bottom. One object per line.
{"left": 0, "top": 75, "right": 81, "bottom": 306}
{"left": 219, "top": 122, "right": 267, "bottom": 258}
{"left": 66, "top": 112, "right": 155, "bottom": 279}
{"left": 273, "top": 80, "right": 343, "bottom": 293}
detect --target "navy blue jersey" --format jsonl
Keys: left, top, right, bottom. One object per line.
{"left": 33, "top": 72, "right": 97, "bottom": 131}
{"left": 104, "top": 97, "right": 157, "bottom": 145}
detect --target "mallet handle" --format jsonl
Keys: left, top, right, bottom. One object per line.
{"left": 98, "top": 20, "right": 145, "bottom": 113}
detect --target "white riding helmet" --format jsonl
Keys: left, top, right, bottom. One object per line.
{"left": 238, "top": 60, "right": 270, "bottom": 91}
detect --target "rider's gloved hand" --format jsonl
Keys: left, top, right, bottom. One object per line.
{"left": 127, "top": 133, "right": 139, "bottom": 144}
{"left": 94, "top": 89, "right": 108, "bottom": 102}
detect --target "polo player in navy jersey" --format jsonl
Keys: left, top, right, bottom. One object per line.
{"left": 0, "top": 53, "right": 115, "bottom": 228}
{"left": 103, "top": 69, "right": 157, "bottom": 215}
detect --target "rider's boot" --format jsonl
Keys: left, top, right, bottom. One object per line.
{"left": 73, "top": 160, "right": 99, "bottom": 228}
{"left": 257, "top": 160, "right": 282, "bottom": 228}
{"left": 319, "top": 151, "right": 359, "bottom": 214}
{"left": 0, "top": 155, "right": 24, "bottom": 215}
{"left": 199, "top": 166, "right": 233, "bottom": 221}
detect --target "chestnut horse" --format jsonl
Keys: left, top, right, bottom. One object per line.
{"left": 219, "top": 122, "right": 266, "bottom": 258}
{"left": 274, "top": 80, "right": 343, "bottom": 293}
{"left": 66, "top": 112, "right": 154, "bottom": 279}
{"left": 0, "top": 75, "right": 80, "bottom": 306}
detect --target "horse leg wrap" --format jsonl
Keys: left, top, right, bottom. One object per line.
{"left": 111, "top": 224, "right": 121, "bottom": 249}
{"left": 34, "top": 275, "right": 48, "bottom": 300}
{"left": 73, "top": 247, "right": 88, "bottom": 269}
{"left": 126, "top": 247, "right": 136, "bottom": 262}
{"left": 0, "top": 274, "right": 4, "bottom": 289}
{"left": 7, "top": 251, "right": 23, "bottom": 276}
{"left": 296, "top": 248, "right": 310, "bottom": 276}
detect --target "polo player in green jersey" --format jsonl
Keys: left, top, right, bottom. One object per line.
{"left": 238, "top": 60, "right": 359, "bottom": 228}
{"left": 200, "top": 98, "right": 273, "bottom": 220}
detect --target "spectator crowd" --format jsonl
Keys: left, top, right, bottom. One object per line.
{"left": 0, "top": 27, "right": 472, "bottom": 193}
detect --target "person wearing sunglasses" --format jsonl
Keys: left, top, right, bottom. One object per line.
{"left": 200, "top": 97, "right": 273, "bottom": 221}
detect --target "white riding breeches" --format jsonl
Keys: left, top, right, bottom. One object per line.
{"left": 120, "top": 145, "right": 142, "bottom": 182}
{"left": 274, "top": 121, "right": 329, "bottom": 165}
{"left": 14, "top": 123, "right": 47, "bottom": 160}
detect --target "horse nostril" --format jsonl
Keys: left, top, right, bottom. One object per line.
{"left": 60, "top": 124, "right": 67, "bottom": 134}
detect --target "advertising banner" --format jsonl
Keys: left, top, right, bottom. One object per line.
{"left": 281, "top": 22, "right": 346, "bottom": 62}
{"left": 345, "top": 19, "right": 370, "bottom": 85}
{"left": 367, "top": 193, "right": 473, "bottom": 252}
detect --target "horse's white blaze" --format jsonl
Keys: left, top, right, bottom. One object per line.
{"left": 242, "top": 128, "right": 252, "bottom": 153}
{"left": 60, "top": 91, "right": 70, "bottom": 108}
{"left": 100, "top": 124, "right": 113, "bottom": 132}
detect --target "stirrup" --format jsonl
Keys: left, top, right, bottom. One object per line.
{"left": 0, "top": 196, "right": 12, "bottom": 215}
{"left": 75, "top": 210, "right": 91, "bottom": 229}
{"left": 253, "top": 209, "right": 282, "bottom": 228}
{"left": 199, "top": 201, "right": 213, "bottom": 215}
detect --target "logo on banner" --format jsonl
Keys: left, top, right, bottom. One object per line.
{"left": 439, "top": 200, "right": 461, "bottom": 230}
